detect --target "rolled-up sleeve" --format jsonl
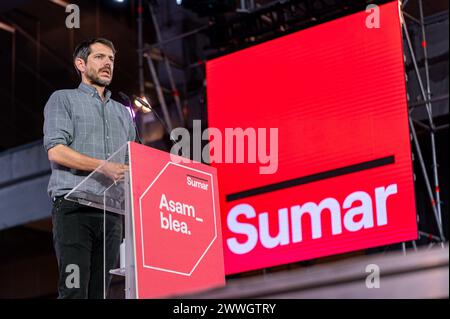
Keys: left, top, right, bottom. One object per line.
{"left": 43, "top": 91, "right": 74, "bottom": 152}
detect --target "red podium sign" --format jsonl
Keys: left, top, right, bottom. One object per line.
{"left": 129, "top": 142, "right": 224, "bottom": 298}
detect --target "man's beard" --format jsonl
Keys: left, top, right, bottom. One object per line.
{"left": 86, "top": 67, "right": 112, "bottom": 87}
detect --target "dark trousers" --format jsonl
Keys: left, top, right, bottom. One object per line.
{"left": 51, "top": 197, "right": 122, "bottom": 299}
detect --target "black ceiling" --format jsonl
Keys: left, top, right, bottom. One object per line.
{"left": 0, "top": 0, "right": 32, "bottom": 13}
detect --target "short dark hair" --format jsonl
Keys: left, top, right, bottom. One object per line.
{"left": 73, "top": 37, "right": 116, "bottom": 77}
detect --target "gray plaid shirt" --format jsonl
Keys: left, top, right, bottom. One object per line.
{"left": 43, "top": 82, "right": 136, "bottom": 198}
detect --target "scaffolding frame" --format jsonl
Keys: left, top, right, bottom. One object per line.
{"left": 401, "top": 0, "right": 447, "bottom": 251}
{"left": 135, "top": 0, "right": 187, "bottom": 137}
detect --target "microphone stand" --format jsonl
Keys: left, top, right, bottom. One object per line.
{"left": 132, "top": 95, "right": 177, "bottom": 146}
{"left": 118, "top": 92, "right": 144, "bottom": 145}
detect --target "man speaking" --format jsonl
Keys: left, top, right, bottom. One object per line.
{"left": 43, "top": 38, "right": 136, "bottom": 299}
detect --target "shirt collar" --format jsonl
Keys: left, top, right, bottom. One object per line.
{"left": 78, "top": 82, "right": 111, "bottom": 101}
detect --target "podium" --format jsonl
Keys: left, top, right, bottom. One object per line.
{"left": 65, "top": 142, "right": 225, "bottom": 299}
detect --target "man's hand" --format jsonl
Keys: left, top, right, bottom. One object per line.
{"left": 47, "top": 144, "right": 129, "bottom": 182}
{"left": 99, "top": 162, "right": 129, "bottom": 182}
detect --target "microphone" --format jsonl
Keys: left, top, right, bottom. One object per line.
{"left": 118, "top": 91, "right": 144, "bottom": 144}
{"left": 132, "top": 95, "right": 176, "bottom": 145}
{"left": 134, "top": 96, "right": 152, "bottom": 112}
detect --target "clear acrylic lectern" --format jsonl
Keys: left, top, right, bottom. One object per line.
{"left": 64, "top": 143, "right": 136, "bottom": 299}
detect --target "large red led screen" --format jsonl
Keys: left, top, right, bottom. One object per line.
{"left": 206, "top": 1, "right": 417, "bottom": 275}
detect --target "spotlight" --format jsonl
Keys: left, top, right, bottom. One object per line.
{"left": 134, "top": 96, "right": 152, "bottom": 113}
